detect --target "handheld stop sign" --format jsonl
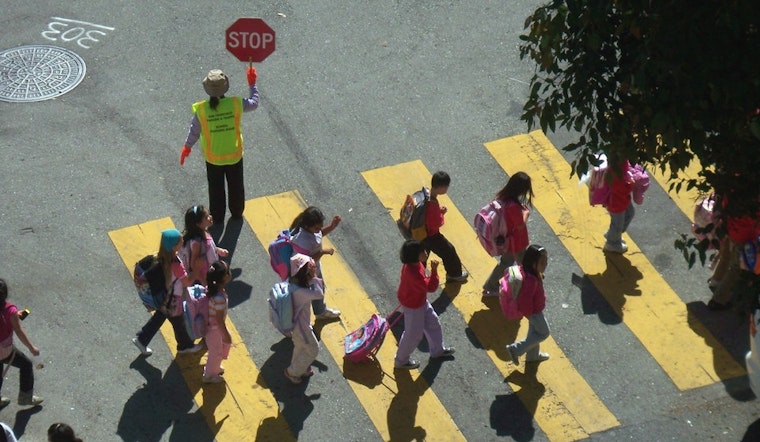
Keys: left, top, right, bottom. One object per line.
{"left": 225, "top": 18, "right": 276, "bottom": 63}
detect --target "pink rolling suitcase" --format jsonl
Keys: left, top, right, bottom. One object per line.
{"left": 344, "top": 305, "right": 401, "bottom": 363}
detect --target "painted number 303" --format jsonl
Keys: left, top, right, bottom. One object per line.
{"left": 42, "top": 17, "right": 115, "bottom": 49}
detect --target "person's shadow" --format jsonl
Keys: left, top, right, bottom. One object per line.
{"left": 117, "top": 356, "right": 214, "bottom": 442}
{"left": 490, "top": 362, "right": 544, "bottom": 441}
{"left": 466, "top": 295, "right": 520, "bottom": 362}
{"left": 9, "top": 403, "right": 43, "bottom": 439}
{"left": 386, "top": 359, "right": 448, "bottom": 442}
{"left": 256, "top": 338, "right": 321, "bottom": 438}
{"left": 685, "top": 300, "right": 755, "bottom": 400}
{"left": 582, "top": 252, "right": 643, "bottom": 323}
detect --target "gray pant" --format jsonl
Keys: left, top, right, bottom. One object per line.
{"left": 511, "top": 312, "right": 550, "bottom": 360}
{"left": 606, "top": 204, "right": 635, "bottom": 246}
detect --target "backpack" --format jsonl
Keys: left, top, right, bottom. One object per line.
{"left": 498, "top": 265, "right": 524, "bottom": 320}
{"left": 584, "top": 154, "right": 611, "bottom": 207}
{"left": 399, "top": 187, "right": 430, "bottom": 241}
{"left": 740, "top": 236, "right": 760, "bottom": 275}
{"left": 474, "top": 199, "right": 509, "bottom": 256}
{"left": 268, "top": 281, "right": 295, "bottom": 336}
{"left": 183, "top": 284, "right": 209, "bottom": 340}
{"left": 133, "top": 255, "right": 169, "bottom": 310}
{"left": 269, "top": 229, "right": 295, "bottom": 281}
{"left": 178, "top": 237, "right": 216, "bottom": 275}
{"left": 691, "top": 194, "right": 718, "bottom": 249}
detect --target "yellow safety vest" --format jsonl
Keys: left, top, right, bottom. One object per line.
{"left": 192, "top": 97, "right": 244, "bottom": 165}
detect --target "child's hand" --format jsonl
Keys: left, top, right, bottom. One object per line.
{"left": 217, "top": 247, "right": 229, "bottom": 258}
{"left": 430, "top": 260, "right": 440, "bottom": 271}
{"left": 440, "top": 206, "right": 448, "bottom": 214}
{"left": 331, "top": 215, "right": 342, "bottom": 227}
{"left": 323, "top": 247, "right": 335, "bottom": 256}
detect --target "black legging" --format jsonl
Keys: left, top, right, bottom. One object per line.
{"left": 0, "top": 347, "right": 34, "bottom": 394}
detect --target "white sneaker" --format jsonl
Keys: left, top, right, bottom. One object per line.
{"left": 603, "top": 242, "right": 628, "bottom": 254}
{"left": 18, "top": 392, "right": 43, "bottom": 406}
{"left": 526, "top": 352, "right": 550, "bottom": 363}
{"left": 132, "top": 337, "right": 153, "bottom": 356}
{"left": 315, "top": 307, "right": 341, "bottom": 320}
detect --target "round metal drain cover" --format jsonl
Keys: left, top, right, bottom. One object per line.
{"left": 0, "top": 45, "right": 86, "bottom": 103}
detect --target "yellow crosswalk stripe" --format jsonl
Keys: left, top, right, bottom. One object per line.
{"left": 108, "top": 218, "right": 295, "bottom": 441}
{"left": 485, "top": 130, "right": 746, "bottom": 390}
{"left": 650, "top": 157, "right": 705, "bottom": 222}
{"left": 362, "top": 161, "right": 618, "bottom": 441}
{"left": 243, "top": 191, "right": 465, "bottom": 442}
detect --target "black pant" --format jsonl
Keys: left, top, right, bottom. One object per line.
{"left": 206, "top": 159, "right": 245, "bottom": 222}
{"left": 136, "top": 310, "right": 194, "bottom": 351}
{"left": 422, "top": 233, "right": 463, "bottom": 277}
{"left": 0, "top": 347, "right": 34, "bottom": 394}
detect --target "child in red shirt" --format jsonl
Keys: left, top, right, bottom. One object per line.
{"left": 604, "top": 161, "right": 635, "bottom": 253}
{"left": 423, "top": 171, "right": 468, "bottom": 283}
{"left": 394, "top": 240, "right": 455, "bottom": 369}
{"left": 505, "top": 244, "right": 550, "bottom": 365}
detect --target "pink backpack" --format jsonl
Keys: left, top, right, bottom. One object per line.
{"left": 474, "top": 200, "right": 509, "bottom": 256}
{"left": 692, "top": 194, "right": 718, "bottom": 249}
{"left": 499, "top": 265, "right": 524, "bottom": 320}
{"left": 183, "top": 284, "right": 209, "bottom": 340}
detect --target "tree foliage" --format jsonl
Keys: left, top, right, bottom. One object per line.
{"left": 519, "top": 0, "right": 760, "bottom": 219}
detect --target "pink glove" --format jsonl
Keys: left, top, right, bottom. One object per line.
{"left": 180, "top": 145, "right": 192, "bottom": 165}
{"left": 247, "top": 66, "right": 257, "bottom": 86}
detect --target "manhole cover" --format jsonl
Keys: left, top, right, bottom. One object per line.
{"left": 0, "top": 45, "right": 86, "bottom": 103}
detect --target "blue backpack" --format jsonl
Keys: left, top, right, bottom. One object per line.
{"left": 133, "top": 255, "right": 168, "bottom": 310}
{"left": 268, "top": 281, "right": 294, "bottom": 336}
{"left": 268, "top": 229, "right": 295, "bottom": 281}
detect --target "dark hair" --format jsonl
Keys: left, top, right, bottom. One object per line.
{"left": 400, "top": 239, "right": 426, "bottom": 264}
{"left": 522, "top": 244, "right": 547, "bottom": 278}
{"left": 290, "top": 206, "right": 326, "bottom": 231}
{"left": 496, "top": 172, "right": 534, "bottom": 206}
{"left": 209, "top": 96, "right": 223, "bottom": 110}
{"left": 206, "top": 260, "right": 229, "bottom": 296}
{"left": 0, "top": 278, "right": 7, "bottom": 304}
{"left": 431, "top": 171, "right": 451, "bottom": 188}
{"left": 183, "top": 205, "right": 208, "bottom": 243}
{"left": 48, "top": 423, "right": 82, "bottom": 442}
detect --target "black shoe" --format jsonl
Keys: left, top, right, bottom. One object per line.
{"left": 395, "top": 359, "right": 420, "bottom": 370}
{"left": 446, "top": 272, "right": 469, "bottom": 283}
{"left": 707, "top": 300, "right": 731, "bottom": 311}
{"left": 431, "top": 347, "right": 456, "bottom": 358}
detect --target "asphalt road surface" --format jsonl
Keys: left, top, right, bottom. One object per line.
{"left": 1, "top": 1, "right": 758, "bottom": 441}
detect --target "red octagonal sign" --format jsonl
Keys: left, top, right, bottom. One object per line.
{"left": 225, "top": 18, "right": 276, "bottom": 62}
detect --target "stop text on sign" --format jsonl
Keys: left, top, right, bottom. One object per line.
{"left": 227, "top": 31, "right": 273, "bottom": 50}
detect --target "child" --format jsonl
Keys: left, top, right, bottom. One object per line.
{"left": 603, "top": 161, "right": 636, "bottom": 253}
{"left": 284, "top": 254, "right": 325, "bottom": 384}
{"left": 203, "top": 261, "right": 232, "bottom": 384}
{"left": 290, "top": 206, "right": 342, "bottom": 320}
{"left": 505, "top": 244, "right": 550, "bottom": 365}
{"left": 182, "top": 205, "right": 229, "bottom": 285}
{"left": 394, "top": 239, "right": 455, "bottom": 370}
{"left": 47, "top": 423, "right": 83, "bottom": 442}
{"left": 424, "top": 171, "right": 468, "bottom": 283}
{"left": 483, "top": 172, "right": 534, "bottom": 296}
{"left": 133, "top": 229, "right": 203, "bottom": 356}
{"left": 0, "top": 278, "right": 43, "bottom": 407}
